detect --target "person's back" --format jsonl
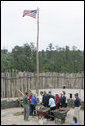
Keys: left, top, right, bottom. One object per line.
{"left": 49, "top": 97, "right": 56, "bottom": 108}
{"left": 55, "top": 94, "right": 60, "bottom": 104}
{"left": 55, "top": 94, "right": 60, "bottom": 109}
{"left": 49, "top": 97, "right": 56, "bottom": 121}
{"left": 42, "top": 92, "right": 48, "bottom": 107}
{"left": 23, "top": 95, "right": 28, "bottom": 104}
{"left": 31, "top": 95, "right": 37, "bottom": 105}
{"left": 30, "top": 94, "right": 37, "bottom": 116}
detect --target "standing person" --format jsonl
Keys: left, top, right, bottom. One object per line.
{"left": 47, "top": 93, "right": 50, "bottom": 107}
{"left": 49, "top": 95, "right": 56, "bottom": 121}
{"left": 48, "top": 91, "right": 55, "bottom": 107}
{"left": 48, "top": 91, "right": 55, "bottom": 99}
{"left": 62, "top": 91, "right": 66, "bottom": 107}
{"left": 74, "top": 93, "right": 81, "bottom": 123}
{"left": 55, "top": 93, "right": 60, "bottom": 109}
{"left": 39, "top": 91, "right": 43, "bottom": 104}
{"left": 30, "top": 93, "right": 37, "bottom": 116}
{"left": 23, "top": 92, "right": 29, "bottom": 121}
{"left": 28, "top": 92, "right": 32, "bottom": 115}
{"left": 70, "top": 116, "right": 80, "bottom": 125}
{"left": 42, "top": 91, "right": 48, "bottom": 107}
{"left": 59, "top": 93, "right": 63, "bottom": 107}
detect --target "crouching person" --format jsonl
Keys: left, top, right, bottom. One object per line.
{"left": 23, "top": 92, "right": 29, "bottom": 121}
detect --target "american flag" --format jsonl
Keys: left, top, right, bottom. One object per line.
{"left": 23, "top": 10, "right": 37, "bottom": 18}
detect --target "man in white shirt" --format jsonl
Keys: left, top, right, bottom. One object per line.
{"left": 39, "top": 91, "right": 43, "bottom": 104}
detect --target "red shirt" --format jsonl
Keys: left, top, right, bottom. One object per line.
{"left": 55, "top": 94, "right": 60, "bottom": 104}
{"left": 28, "top": 94, "right": 32, "bottom": 103}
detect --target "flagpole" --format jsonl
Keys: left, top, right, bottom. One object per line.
{"left": 36, "top": 8, "right": 39, "bottom": 95}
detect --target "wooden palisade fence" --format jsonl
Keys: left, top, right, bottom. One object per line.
{"left": 1, "top": 70, "right": 84, "bottom": 98}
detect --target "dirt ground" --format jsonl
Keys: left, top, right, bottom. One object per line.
{"left": 1, "top": 107, "right": 84, "bottom": 125}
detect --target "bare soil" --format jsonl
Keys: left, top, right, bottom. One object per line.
{"left": 1, "top": 107, "right": 84, "bottom": 125}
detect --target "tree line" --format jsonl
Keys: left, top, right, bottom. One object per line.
{"left": 1, "top": 43, "right": 84, "bottom": 73}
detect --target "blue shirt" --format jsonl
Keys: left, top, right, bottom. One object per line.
{"left": 49, "top": 98, "right": 56, "bottom": 108}
{"left": 31, "top": 96, "right": 37, "bottom": 105}
{"left": 70, "top": 121, "right": 80, "bottom": 125}
{"left": 74, "top": 97, "right": 81, "bottom": 107}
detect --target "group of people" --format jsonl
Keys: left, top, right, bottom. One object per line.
{"left": 39, "top": 91, "right": 67, "bottom": 108}
{"left": 23, "top": 92, "right": 37, "bottom": 121}
{"left": 39, "top": 91, "right": 67, "bottom": 121}
{"left": 23, "top": 90, "right": 81, "bottom": 125}
{"left": 23, "top": 90, "right": 67, "bottom": 121}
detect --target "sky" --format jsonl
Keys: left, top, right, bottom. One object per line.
{"left": 1, "top": 1, "right": 84, "bottom": 52}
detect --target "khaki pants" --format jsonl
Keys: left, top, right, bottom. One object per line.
{"left": 24, "top": 104, "right": 29, "bottom": 120}
{"left": 74, "top": 106, "right": 81, "bottom": 122}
